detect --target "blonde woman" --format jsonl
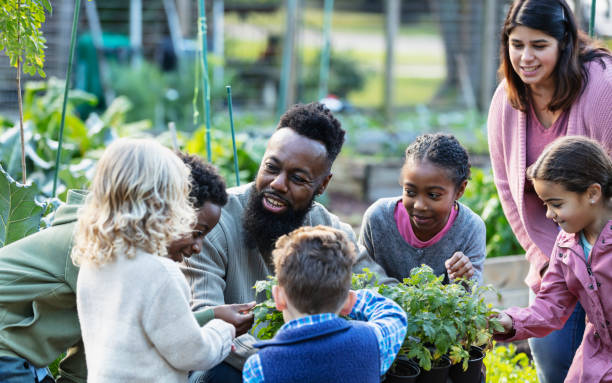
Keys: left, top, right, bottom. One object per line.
{"left": 73, "top": 139, "right": 235, "bottom": 383}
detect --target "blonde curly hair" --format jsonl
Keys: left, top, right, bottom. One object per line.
{"left": 72, "top": 138, "right": 195, "bottom": 266}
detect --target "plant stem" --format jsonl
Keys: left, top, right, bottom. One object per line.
{"left": 17, "top": 57, "right": 25, "bottom": 184}
{"left": 53, "top": 0, "right": 81, "bottom": 197}
{"left": 17, "top": 0, "right": 26, "bottom": 184}
{"left": 226, "top": 86, "right": 240, "bottom": 186}
{"left": 197, "top": 0, "right": 212, "bottom": 162}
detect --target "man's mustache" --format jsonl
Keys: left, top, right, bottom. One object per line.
{"left": 259, "top": 189, "right": 291, "bottom": 209}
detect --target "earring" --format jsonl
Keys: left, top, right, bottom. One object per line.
{"left": 590, "top": 200, "right": 595, "bottom": 204}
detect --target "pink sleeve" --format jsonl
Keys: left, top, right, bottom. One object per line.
{"left": 487, "top": 84, "right": 547, "bottom": 270}
{"left": 501, "top": 243, "right": 578, "bottom": 341}
{"left": 583, "top": 60, "right": 612, "bottom": 153}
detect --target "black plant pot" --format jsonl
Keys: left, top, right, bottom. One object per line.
{"left": 416, "top": 355, "right": 451, "bottom": 383}
{"left": 449, "top": 346, "right": 485, "bottom": 383}
{"left": 385, "top": 358, "right": 420, "bottom": 383}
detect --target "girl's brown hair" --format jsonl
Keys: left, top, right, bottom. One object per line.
{"left": 499, "top": 0, "right": 610, "bottom": 112}
{"left": 527, "top": 136, "right": 612, "bottom": 199}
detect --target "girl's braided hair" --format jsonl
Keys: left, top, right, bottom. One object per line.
{"left": 403, "top": 133, "right": 471, "bottom": 188}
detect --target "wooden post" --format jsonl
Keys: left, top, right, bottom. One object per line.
{"left": 277, "top": 0, "right": 298, "bottom": 117}
{"left": 212, "top": 0, "right": 224, "bottom": 87}
{"left": 130, "top": 0, "right": 142, "bottom": 67}
{"left": 480, "top": 0, "right": 497, "bottom": 111}
{"left": 163, "top": 0, "right": 184, "bottom": 55}
{"left": 384, "top": 0, "right": 400, "bottom": 122}
{"left": 177, "top": 0, "right": 192, "bottom": 37}
{"left": 589, "top": 0, "right": 597, "bottom": 37}
{"left": 318, "top": 0, "right": 334, "bottom": 101}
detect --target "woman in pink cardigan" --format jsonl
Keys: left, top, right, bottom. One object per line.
{"left": 487, "top": 0, "right": 611, "bottom": 382}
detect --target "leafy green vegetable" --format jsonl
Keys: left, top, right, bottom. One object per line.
{"left": 0, "top": 164, "right": 44, "bottom": 247}
{"left": 250, "top": 276, "right": 284, "bottom": 340}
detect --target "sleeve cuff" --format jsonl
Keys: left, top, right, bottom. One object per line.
{"left": 194, "top": 307, "right": 215, "bottom": 326}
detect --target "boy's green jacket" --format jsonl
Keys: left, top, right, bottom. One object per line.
{"left": 0, "top": 190, "right": 215, "bottom": 382}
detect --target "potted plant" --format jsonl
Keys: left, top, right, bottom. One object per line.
{"left": 384, "top": 356, "right": 420, "bottom": 383}
{"left": 447, "top": 279, "right": 503, "bottom": 383}
{"left": 252, "top": 266, "right": 502, "bottom": 383}
{"left": 359, "top": 266, "right": 502, "bottom": 383}
{"left": 382, "top": 267, "right": 454, "bottom": 383}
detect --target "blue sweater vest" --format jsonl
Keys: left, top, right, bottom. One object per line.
{"left": 254, "top": 318, "right": 380, "bottom": 383}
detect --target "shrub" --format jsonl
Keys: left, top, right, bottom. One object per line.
{"left": 484, "top": 342, "right": 538, "bottom": 383}
{"left": 461, "top": 168, "right": 523, "bottom": 258}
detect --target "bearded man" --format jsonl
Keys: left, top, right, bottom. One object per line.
{"left": 183, "top": 102, "right": 394, "bottom": 383}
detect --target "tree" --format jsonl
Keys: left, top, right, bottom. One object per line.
{"left": 0, "top": 0, "right": 51, "bottom": 183}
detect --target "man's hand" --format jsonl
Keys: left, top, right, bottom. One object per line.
{"left": 213, "top": 302, "right": 256, "bottom": 336}
{"left": 445, "top": 251, "right": 474, "bottom": 280}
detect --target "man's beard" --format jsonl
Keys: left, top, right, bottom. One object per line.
{"left": 243, "top": 188, "right": 315, "bottom": 261}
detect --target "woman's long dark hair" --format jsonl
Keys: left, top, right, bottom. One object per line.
{"left": 499, "top": 0, "right": 610, "bottom": 112}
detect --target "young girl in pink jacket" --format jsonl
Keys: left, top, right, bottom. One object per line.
{"left": 494, "top": 136, "right": 612, "bottom": 383}
{"left": 488, "top": 1, "right": 611, "bottom": 380}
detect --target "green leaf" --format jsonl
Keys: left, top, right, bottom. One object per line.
{"left": 0, "top": 164, "right": 44, "bottom": 247}
{"left": 41, "top": 0, "right": 52, "bottom": 14}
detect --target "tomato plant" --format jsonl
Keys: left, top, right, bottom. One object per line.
{"left": 253, "top": 266, "right": 504, "bottom": 372}
{"left": 250, "top": 276, "right": 284, "bottom": 340}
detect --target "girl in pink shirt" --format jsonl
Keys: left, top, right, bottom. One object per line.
{"left": 487, "top": 0, "right": 611, "bottom": 381}
{"left": 494, "top": 136, "right": 612, "bottom": 383}
{"left": 358, "top": 133, "right": 486, "bottom": 284}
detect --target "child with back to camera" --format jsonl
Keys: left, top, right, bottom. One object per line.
{"left": 72, "top": 139, "right": 236, "bottom": 383}
{"left": 242, "top": 225, "right": 407, "bottom": 383}
{"left": 359, "top": 133, "right": 486, "bottom": 283}
{"left": 493, "top": 136, "right": 612, "bottom": 382}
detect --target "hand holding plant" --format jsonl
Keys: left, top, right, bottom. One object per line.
{"left": 491, "top": 310, "right": 514, "bottom": 335}
{"left": 213, "top": 302, "right": 256, "bottom": 336}
{"left": 444, "top": 251, "right": 474, "bottom": 280}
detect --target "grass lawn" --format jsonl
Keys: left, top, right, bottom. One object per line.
{"left": 224, "top": 8, "right": 439, "bottom": 37}
{"left": 349, "top": 75, "right": 443, "bottom": 107}
{"left": 224, "top": 7, "right": 445, "bottom": 107}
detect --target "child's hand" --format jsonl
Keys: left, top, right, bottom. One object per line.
{"left": 491, "top": 310, "right": 514, "bottom": 335}
{"left": 445, "top": 252, "right": 474, "bottom": 280}
{"left": 213, "top": 302, "right": 256, "bottom": 336}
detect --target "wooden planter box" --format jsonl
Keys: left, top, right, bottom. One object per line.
{"left": 482, "top": 255, "right": 530, "bottom": 309}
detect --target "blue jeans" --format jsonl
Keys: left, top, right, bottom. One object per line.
{"left": 528, "top": 290, "right": 586, "bottom": 383}
{"left": 188, "top": 362, "right": 242, "bottom": 383}
{"left": 0, "top": 356, "right": 54, "bottom": 383}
